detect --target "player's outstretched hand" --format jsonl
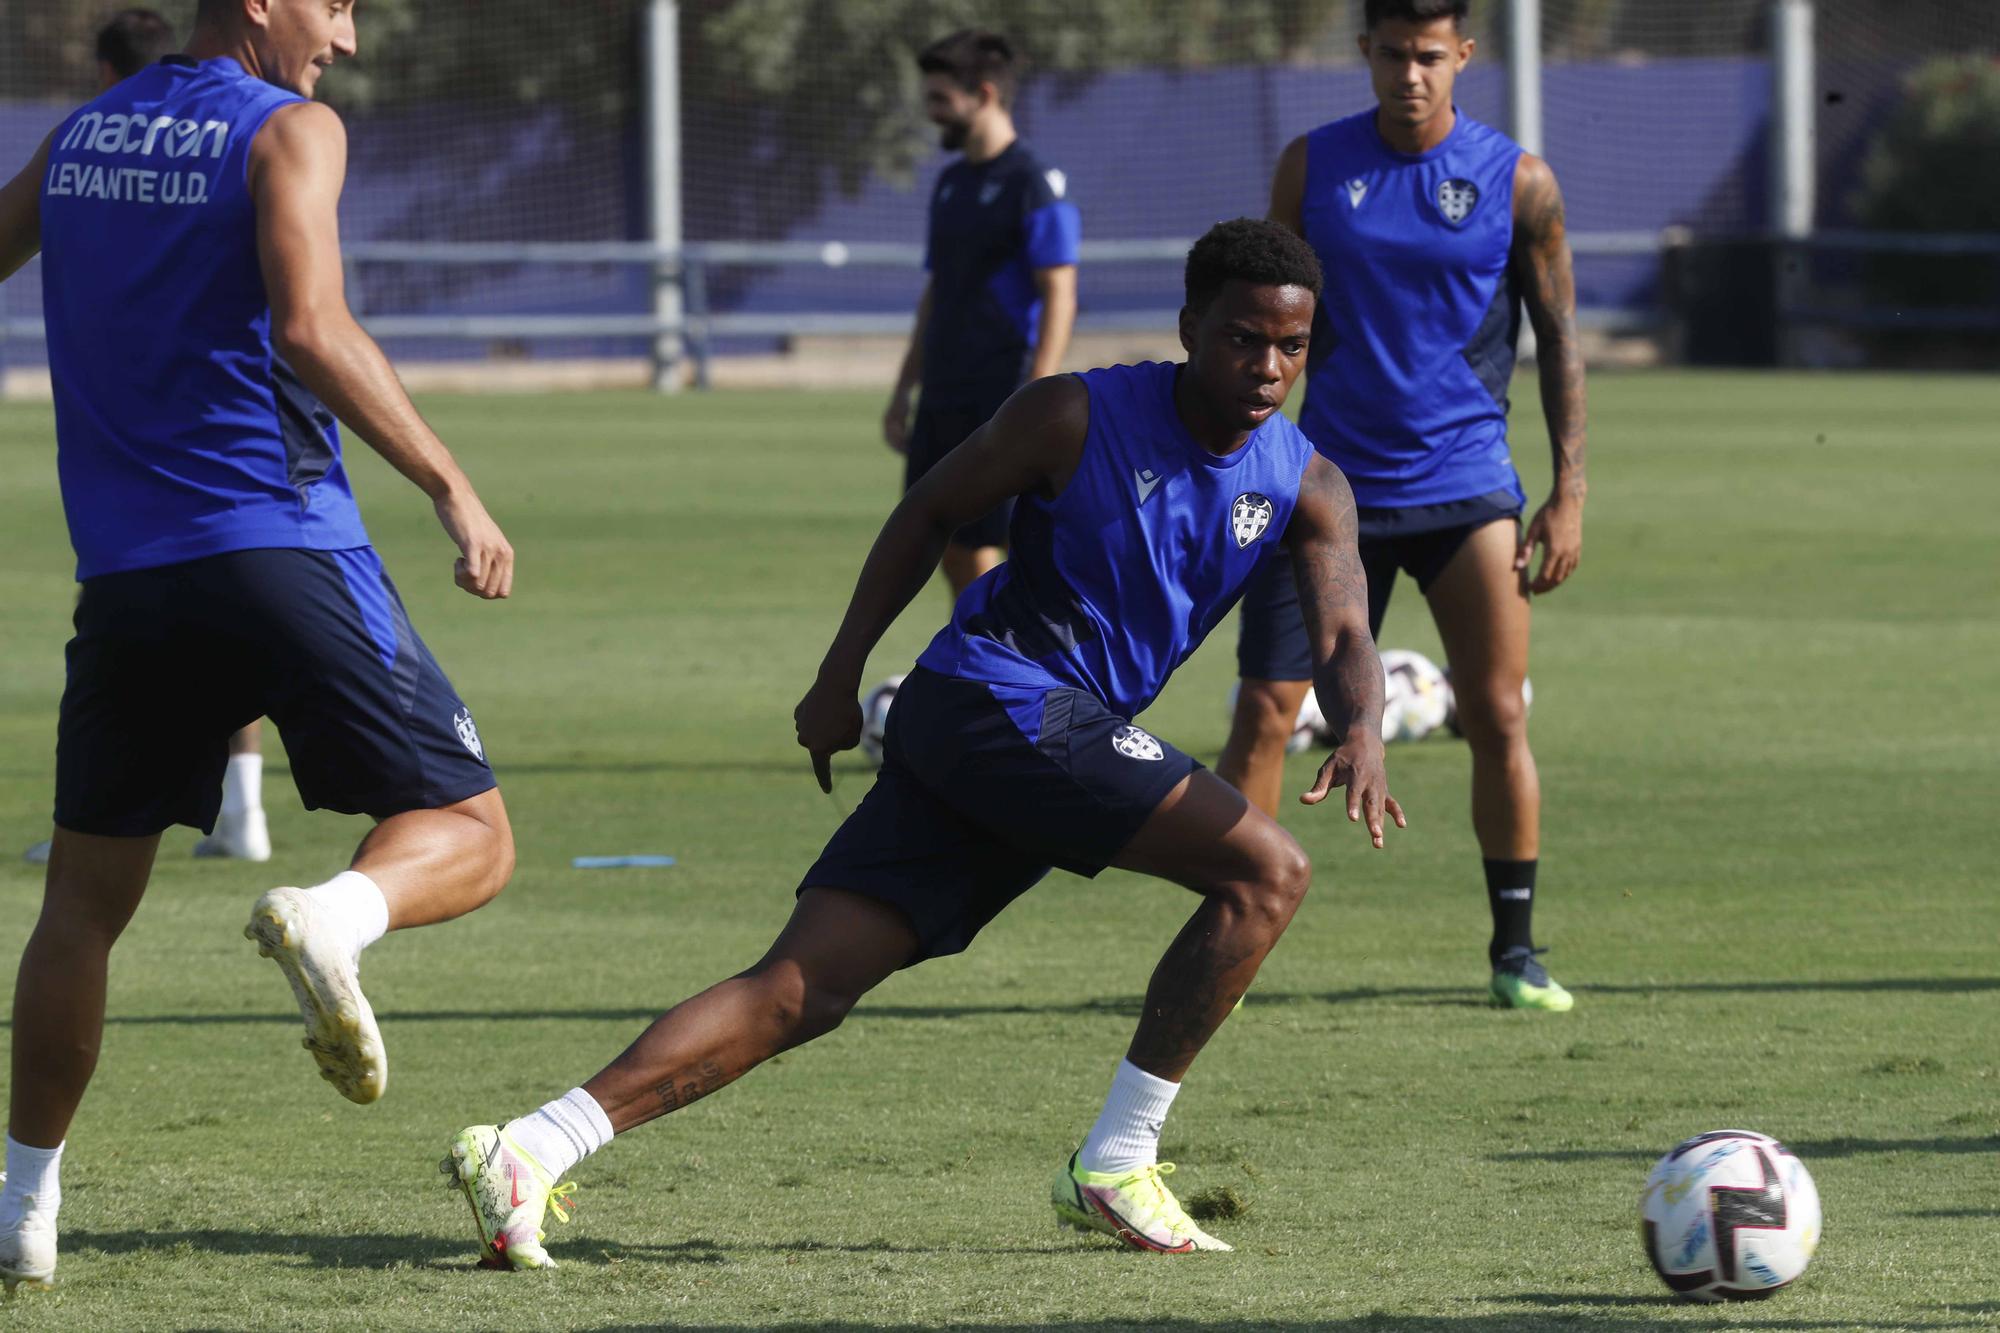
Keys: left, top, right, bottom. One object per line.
{"left": 436, "top": 489, "right": 515, "bottom": 599}
{"left": 795, "top": 676, "right": 863, "bottom": 794}
{"left": 1517, "top": 495, "right": 1583, "bottom": 595}
{"left": 1300, "top": 735, "right": 1406, "bottom": 849}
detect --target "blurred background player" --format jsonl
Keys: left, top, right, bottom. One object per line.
{"left": 445, "top": 221, "right": 1400, "bottom": 1268}
{"left": 1216, "top": 0, "right": 1589, "bottom": 1011}
{"left": 0, "top": 0, "right": 520, "bottom": 1292}
{"left": 23, "top": 10, "right": 271, "bottom": 868}
{"left": 880, "top": 29, "right": 1079, "bottom": 598}
{"left": 94, "top": 9, "right": 175, "bottom": 89}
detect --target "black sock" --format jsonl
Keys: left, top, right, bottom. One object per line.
{"left": 1483, "top": 858, "right": 1537, "bottom": 965}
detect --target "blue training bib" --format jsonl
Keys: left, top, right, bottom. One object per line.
{"left": 920, "top": 361, "right": 1316, "bottom": 720}
{"left": 1295, "top": 108, "right": 1526, "bottom": 510}
{"left": 41, "top": 55, "right": 370, "bottom": 580}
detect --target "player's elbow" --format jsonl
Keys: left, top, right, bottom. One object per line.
{"left": 270, "top": 308, "right": 354, "bottom": 373}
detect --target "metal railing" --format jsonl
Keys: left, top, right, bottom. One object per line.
{"left": 5, "top": 230, "right": 1994, "bottom": 385}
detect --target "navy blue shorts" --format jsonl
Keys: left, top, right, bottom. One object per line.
{"left": 906, "top": 393, "right": 1015, "bottom": 550}
{"left": 55, "top": 546, "right": 497, "bottom": 837}
{"left": 801, "top": 666, "right": 1199, "bottom": 962}
{"left": 1237, "top": 489, "right": 1522, "bottom": 681}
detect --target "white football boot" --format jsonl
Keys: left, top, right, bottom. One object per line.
{"left": 0, "top": 1181, "right": 56, "bottom": 1295}
{"left": 244, "top": 887, "right": 386, "bottom": 1104}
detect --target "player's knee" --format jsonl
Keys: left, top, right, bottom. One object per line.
{"left": 754, "top": 958, "right": 860, "bottom": 1045}
{"left": 1236, "top": 681, "right": 1304, "bottom": 748}
{"left": 467, "top": 819, "right": 515, "bottom": 906}
{"left": 466, "top": 798, "right": 516, "bottom": 902}
{"left": 1241, "top": 832, "right": 1312, "bottom": 931}
{"left": 1457, "top": 676, "right": 1529, "bottom": 751}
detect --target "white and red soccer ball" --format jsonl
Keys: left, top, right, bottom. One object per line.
{"left": 1640, "top": 1130, "right": 1821, "bottom": 1302}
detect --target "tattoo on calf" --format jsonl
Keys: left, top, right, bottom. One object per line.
{"left": 651, "top": 1059, "right": 726, "bottom": 1114}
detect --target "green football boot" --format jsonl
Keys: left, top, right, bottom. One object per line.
{"left": 1051, "top": 1151, "right": 1232, "bottom": 1253}
{"left": 441, "top": 1125, "right": 577, "bottom": 1270}
{"left": 1490, "top": 945, "right": 1574, "bottom": 1012}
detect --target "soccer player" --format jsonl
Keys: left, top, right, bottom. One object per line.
{"left": 881, "top": 29, "right": 1079, "bottom": 598}
{"left": 21, "top": 10, "right": 275, "bottom": 870}
{"left": 0, "top": 0, "right": 517, "bottom": 1292}
{"left": 445, "top": 220, "right": 1403, "bottom": 1267}
{"left": 95, "top": 9, "right": 177, "bottom": 88}
{"left": 1217, "top": 0, "right": 1588, "bottom": 1012}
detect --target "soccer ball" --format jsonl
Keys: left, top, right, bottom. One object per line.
{"left": 1225, "top": 682, "right": 1325, "bottom": 753}
{"left": 1640, "top": 1130, "right": 1821, "bottom": 1302}
{"left": 1380, "top": 648, "right": 1449, "bottom": 743}
{"left": 1441, "top": 670, "right": 1533, "bottom": 737}
{"left": 858, "top": 675, "right": 904, "bottom": 766}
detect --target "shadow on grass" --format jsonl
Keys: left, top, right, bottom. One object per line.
{"left": 1309, "top": 977, "right": 2000, "bottom": 1006}
{"left": 23, "top": 975, "right": 1993, "bottom": 1031}
{"left": 1495, "top": 1135, "right": 2000, "bottom": 1164}
{"left": 62, "top": 1228, "right": 1078, "bottom": 1273}
{"left": 609, "top": 1236, "right": 1062, "bottom": 1261}
{"left": 62, "top": 1227, "right": 475, "bottom": 1271}
{"left": 581, "top": 1314, "right": 1987, "bottom": 1333}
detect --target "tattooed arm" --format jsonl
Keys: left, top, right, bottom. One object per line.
{"left": 794, "top": 374, "right": 1088, "bottom": 792}
{"left": 1286, "top": 455, "right": 1405, "bottom": 848}
{"left": 1512, "top": 153, "right": 1588, "bottom": 594}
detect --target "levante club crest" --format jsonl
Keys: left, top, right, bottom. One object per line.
{"left": 1437, "top": 177, "right": 1479, "bottom": 225}
{"left": 1231, "top": 492, "right": 1274, "bottom": 548}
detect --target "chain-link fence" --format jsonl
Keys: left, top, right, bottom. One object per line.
{"left": 0, "top": 0, "right": 1993, "bottom": 384}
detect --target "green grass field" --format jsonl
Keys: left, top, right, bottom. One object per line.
{"left": 0, "top": 370, "right": 1996, "bottom": 1332}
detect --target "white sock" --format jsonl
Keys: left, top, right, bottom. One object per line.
{"left": 221, "top": 752, "right": 264, "bottom": 817}
{"left": 503, "top": 1088, "right": 614, "bottom": 1180}
{"left": 302, "top": 870, "right": 390, "bottom": 957}
{"left": 1, "top": 1137, "right": 63, "bottom": 1224}
{"left": 1077, "top": 1059, "right": 1179, "bottom": 1175}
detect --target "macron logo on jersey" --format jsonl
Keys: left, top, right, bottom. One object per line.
{"left": 1346, "top": 178, "right": 1368, "bottom": 209}
{"left": 59, "top": 110, "right": 230, "bottom": 160}
{"left": 47, "top": 110, "right": 233, "bottom": 207}
{"left": 1134, "top": 467, "right": 1163, "bottom": 506}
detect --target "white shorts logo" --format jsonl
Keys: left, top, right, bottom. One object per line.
{"left": 453, "top": 709, "right": 485, "bottom": 761}
{"left": 1111, "top": 724, "right": 1164, "bottom": 762}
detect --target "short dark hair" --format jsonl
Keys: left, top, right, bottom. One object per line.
{"left": 917, "top": 30, "right": 1020, "bottom": 107}
{"left": 1363, "top": 0, "right": 1469, "bottom": 30}
{"left": 1184, "top": 219, "right": 1323, "bottom": 313}
{"left": 98, "top": 8, "right": 176, "bottom": 78}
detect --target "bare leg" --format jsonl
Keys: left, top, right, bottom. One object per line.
{"left": 349, "top": 787, "right": 514, "bottom": 931}
{"left": 940, "top": 542, "right": 1004, "bottom": 598}
{"left": 1214, "top": 678, "right": 1312, "bottom": 820}
{"left": 1110, "top": 772, "right": 1312, "bottom": 1081}
{"left": 1425, "top": 520, "right": 1538, "bottom": 861}
{"left": 9, "top": 831, "right": 159, "bottom": 1147}
{"left": 582, "top": 889, "right": 918, "bottom": 1134}
{"left": 227, "top": 721, "right": 261, "bottom": 756}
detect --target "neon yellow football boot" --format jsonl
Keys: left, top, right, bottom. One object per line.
{"left": 1490, "top": 946, "right": 1575, "bottom": 1012}
{"left": 1051, "top": 1151, "right": 1232, "bottom": 1253}
{"left": 441, "top": 1125, "right": 577, "bottom": 1270}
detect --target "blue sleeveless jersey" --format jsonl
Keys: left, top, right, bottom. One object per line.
{"left": 1295, "top": 109, "right": 1525, "bottom": 509}
{"left": 918, "top": 361, "right": 1316, "bottom": 720}
{"left": 41, "top": 56, "right": 370, "bottom": 580}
